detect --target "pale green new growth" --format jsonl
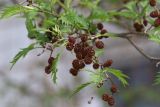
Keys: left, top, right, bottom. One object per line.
{"left": 10, "top": 43, "right": 35, "bottom": 69}
{"left": 70, "top": 82, "right": 93, "bottom": 97}
{"left": 51, "top": 53, "right": 61, "bottom": 84}
{"left": 104, "top": 68, "right": 129, "bottom": 86}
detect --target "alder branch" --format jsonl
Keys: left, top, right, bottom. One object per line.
{"left": 114, "top": 32, "right": 160, "bottom": 63}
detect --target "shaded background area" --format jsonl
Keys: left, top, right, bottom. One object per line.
{"left": 0, "top": 0, "right": 160, "bottom": 107}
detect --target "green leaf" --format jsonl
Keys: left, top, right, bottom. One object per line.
{"left": 59, "top": 9, "right": 89, "bottom": 29}
{"left": 51, "top": 53, "right": 61, "bottom": 84}
{"left": 0, "top": 5, "right": 34, "bottom": 19}
{"left": 95, "top": 49, "right": 104, "bottom": 57}
{"left": 88, "top": 8, "right": 112, "bottom": 21}
{"left": 10, "top": 43, "right": 35, "bottom": 69}
{"left": 154, "top": 72, "right": 160, "bottom": 85}
{"left": 70, "top": 82, "right": 93, "bottom": 97}
{"left": 25, "top": 17, "right": 36, "bottom": 39}
{"left": 148, "top": 27, "right": 160, "bottom": 44}
{"left": 103, "top": 68, "right": 129, "bottom": 86}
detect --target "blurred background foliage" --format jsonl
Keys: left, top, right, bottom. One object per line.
{"left": 0, "top": 0, "right": 160, "bottom": 107}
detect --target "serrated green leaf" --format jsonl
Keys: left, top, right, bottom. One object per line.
{"left": 51, "top": 53, "right": 61, "bottom": 84}
{"left": 10, "top": 43, "right": 35, "bottom": 69}
{"left": 88, "top": 8, "right": 112, "bottom": 21}
{"left": 25, "top": 17, "right": 36, "bottom": 39}
{"left": 70, "top": 82, "right": 93, "bottom": 98}
{"left": 59, "top": 9, "right": 89, "bottom": 29}
{"left": 0, "top": 5, "right": 34, "bottom": 19}
{"left": 95, "top": 49, "right": 104, "bottom": 57}
{"left": 103, "top": 68, "right": 129, "bottom": 86}
{"left": 154, "top": 72, "right": 160, "bottom": 85}
{"left": 148, "top": 27, "right": 160, "bottom": 44}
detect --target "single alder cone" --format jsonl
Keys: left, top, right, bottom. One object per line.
{"left": 95, "top": 40, "right": 104, "bottom": 49}
{"left": 70, "top": 68, "right": 78, "bottom": 76}
{"left": 72, "top": 59, "right": 81, "bottom": 69}
{"left": 143, "top": 19, "right": 148, "bottom": 26}
{"left": 103, "top": 59, "right": 113, "bottom": 68}
{"left": 66, "top": 42, "right": 74, "bottom": 51}
{"left": 101, "top": 29, "right": 107, "bottom": 34}
{"left": 97, "top": 23, "right": 104, "bottom": 30}
{"left": 81, "top": 34, "right": 88, "bottom": 42}
{"left": 102, "top": 93, "right": 109, "bottom": 101}
{"left": 154, "top": 18, "right": 160, "bottom": 27}
{"left": 149, "top": 0, "right": 156, "bottom": 7}
{"left": 108, "top": 96, "right": 115, "bottom": 106}
{"left": 133, "top": 22, "right": 143, "bottom": 32}
{"left": 48, "top": 57, "right": 55, "bottom": 64}
{"left": 76, "top": 52, "right": 83, "bottom": 60}
{"left": 68, "top": 36, "right": 76, "bottom": 44}
{"left": 150, "top": 10, "right": 159, "bottom": 18}
{"left": 84, "top": 56, "right": 93, "bottom": 64}
{"left": 93, "top": 63, "right": 99, "bottom": 69}
{"left": 45, "top": 65, "right": 51, "bottom": 74}
{"left": 79, "top": 61, "right": 85, "bottom": 69}
{"left": 87, "top": 49, "right": 95, "bottom": 57}
{"left": 110, "top": 85, "right": 117, "bottom": 94}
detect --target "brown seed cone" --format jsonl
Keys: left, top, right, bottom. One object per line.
{"left": 133, "top": 22, "right": 143, "bottom": 32}
{"left": 68, "top": 36, "right": 76, "bottom": 44}
{"left": 74, "top": 43, "right": 82, "bottom": 53}
{"left": 149, "top": 0, "right": 156, "bottom": 7}
{"left": 72, "top": 59, "right": 81, "bottom": 69}
{"left": 103, "top": 59, "right": 113, "bottom": 68}
{"left": 87, "top": 49, "right": 95, "bottom": 57}
{"left": 70, "top": 68, "right": 78, "bottom": 76}
{"left": 110, "top": 85, "right": 117, "bottom": 94}
{"left": 93, "top": 63, "right": 99, "bottom": 69}
{"left": 150, "top": 10, "right": 159, "bottom": 18}
{"left": 45, "top": 65, "right": 51, "bottom": 74}
{"left": 102, "top": 93, "right": 109, "bottom": 101}
{"left": 79, "top": 61, "right": 85, "bottom": 69}
{"left": 107, "top": 96, "right": 115, "bottom": 106}
{"left": 143, "top": 19, "right": 148, "bottom": 26}
{"left": 95, "top": 40, "right": 104, "bottom": 49}
{"left": 97, "top": 23, "right": 103, "bottom": 30}
{"left": 81, "top": 34, "right": 88, "bottom": 42}
{"left": 66, "top": 42, "right": 74, "bottom": 51}
{"left": 84, "top": 56, "right": 93, "bottom": 64}
{"left": 100, "top": 29, "right": 107, "bottom": 34}
{"left": 154, "top": 18, "right": 160, "bottom": 27}
{"left": 76, "top": 53, "right": 83, "bottom": 60}
{"left": 48, "top": 57, "right": 55, "bottom": 64}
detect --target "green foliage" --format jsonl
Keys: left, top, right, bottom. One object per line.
{"left": 149, "top": 27, "right": 160, "bottom": 44}
{"left": 103, "top": 68, "right": 129, "bottom": 86}
{"left": 154, "top": 72, "right": 160, "bottom": 85}
{"left": 0, "top": 5, "right": 35, "bottom": 19}
{"left": 70, "top": 82, "right": 93, "bottom": 97}
{"left": 0, "top": 0, "right": 159, "bottom": 95}
{"left": 51, "top": 53, "right": 61, "bottom": 84}
{"left": 95, "top": 49, "right": 104, "bottom": 57}
{"left": 10, "top": 43, "right": 35, "bottom": 69}
{"left": 59, "top": 9, "right": 89, "bottom": 29}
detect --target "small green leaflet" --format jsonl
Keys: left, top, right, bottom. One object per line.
{"left": 148, "top": 27, "right": 160, "bottom": 44}
{"left": 103, "top": 68, "right": 129, "bottom": 86}
{"left": 0, "top": 5, "right": 34, "bottom": 19}
{"left": 10, "top": 43, "right": 35, "bottom": 69}
{"left": 59, "top": 9, "right": 89, "bottom": 29}
{"left": 51, "top": 53, "right": 61, "bottom": 84}
{"left": 154, "top": 72, "right": 160, "bottom": 85}
{"left": 95, "top": 49, "right": 104, "bottom": 57}
{"left": 70, "top": 82, "right": 93, "bottom": 98}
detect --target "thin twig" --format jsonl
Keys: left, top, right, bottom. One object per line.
{"left": 114, "top": 32, "right": 160, "bottom": 62}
